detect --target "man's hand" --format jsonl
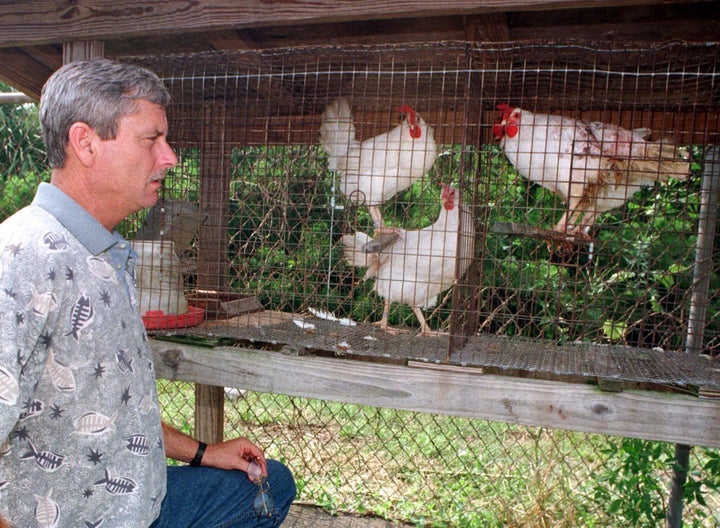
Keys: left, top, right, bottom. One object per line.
{"left": 204, "top": 437, "right": 268, "bottom": 477}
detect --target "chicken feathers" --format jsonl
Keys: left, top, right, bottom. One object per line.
{"left": 494, "top": 104, "right": 690, "bottom": 239}
{"left": 320, "top": 98, "right": 437, "bottom": 227}
{"left": 342, "top": 184, "right": 474, "bottom": 336}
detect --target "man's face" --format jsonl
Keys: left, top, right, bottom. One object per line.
{"left": 92, "top": 99, "right": 178, "bottom": 223}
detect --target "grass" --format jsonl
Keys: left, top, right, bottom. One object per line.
{"left": 157, "top": 379, "right": 720, "bottom": 527}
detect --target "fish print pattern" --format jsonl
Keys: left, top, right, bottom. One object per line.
{"left": 0, "top": 194, "right": 166, "bottom": 526}
{"left": 65, "top": 294, "right": 94, "bottom": 341}
{"left": 86, "top": 255, "right": 117, "bottom": 283}
{"left": 34, "top": 488, "right": 60, "bottom": 528}
{"left": 20, "top": 440, "right": 66, "bottom": 472}
{"left": 116, "top": 349, "right": 134, "bottom": 374}
{"left": 125, "top": 434, "right": 150, "bottom": 456}
{"left": 94, "top": 468, "right": 138, "bottom": 495}
{"left": 74, "top": 412, "right": 116, "bottom": 436}
{"left": 0, "top": 365, "right": 19, "bottom": 405}
{"left": 19, "top": 399, "right": 44, "bottom": 421}
{"left": 43, "top": 232, "right": 69, "bottom": 252}
{"left": 45, "top": 349, "right": 76, "bottom": 392}
{"left": 25, "top": 284, "right": 58, "bottom": 317}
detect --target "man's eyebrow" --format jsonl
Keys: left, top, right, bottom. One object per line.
{"left": 141, "top": 127, "right": 166, "bottom": 137}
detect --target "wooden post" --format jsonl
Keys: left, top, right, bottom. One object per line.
{"left": 193, "top": 102, "right": 232, "bottom": 444}
{"left": 62, "top": 41, "right": 104, "bottom": 63}
{"left": 194, "top": 383, "right": 226, "bottom": 444}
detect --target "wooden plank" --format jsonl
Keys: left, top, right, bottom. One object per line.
{"left": 0, "top": 47, "right": 55, "bottom": 100}
{"left": 192, "top": 103, "right": 234, "bottom": 442}
{"left": 0, "top": 0, "right": 701, "bottom": 47}
{"left": 464, "top": 12, "right": 510, "bottom": 41}
{"left": 150, "top": 339, "right": 720, "bottom": 448}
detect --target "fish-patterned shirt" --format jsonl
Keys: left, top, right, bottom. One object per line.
{"left": 0, "top": 183, "right": 166, "bottom": 527}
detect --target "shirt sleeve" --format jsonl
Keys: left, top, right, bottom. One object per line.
{"left": 0, "top": 215, "right": 65, "bottom": 442}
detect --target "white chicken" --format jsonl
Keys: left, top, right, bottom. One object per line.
{"left": 342, "top": 184, "right": 474, "bottom": 336}
{"left": 320, "top": 97, "right": 437, "bottom": 228}
{"left": 493, "top": 103, "right": 690, "bottom": 240}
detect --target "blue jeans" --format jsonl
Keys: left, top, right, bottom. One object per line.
{"left": 150, "top": 459, "right": 296, "bottom": 527}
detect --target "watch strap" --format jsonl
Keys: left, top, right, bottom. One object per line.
{"left": 190, "top": 441, "right": 207, "bottom": 467}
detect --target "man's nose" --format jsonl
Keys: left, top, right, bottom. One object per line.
{"left": 159, "top": 139, "right": 179, "bottom": 168}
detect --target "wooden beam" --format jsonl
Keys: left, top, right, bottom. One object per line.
{"left": 191, "top": 102, "right": 234, "bottom": 444}
{"left": 464, "top": 12, "right": 510, "bottom": 41}
{"left": 0, "top": 0, "right": 705, "bottom": 47}
{"left": 150, "top": 339, "right": 720, "bottom": 449}
{"left": 0, "top": 92, "right": 33, "bottom": 105}
{"left": 0, "top": 47, "right": 55, "bottom": 100}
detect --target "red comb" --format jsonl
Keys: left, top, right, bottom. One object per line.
{"left": 493, "top": 104, "right": 516, "bottom": 140}
{"left": 396, "top": 104, "right": 416, "bottom": 121}
{"left": 497, "top": 103, "right": 514, "bottom": 116}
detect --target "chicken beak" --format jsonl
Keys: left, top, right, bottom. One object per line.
{"left": 494, "top": 103, "right": 516, "bottom": 140}
{"left": 396, "top": 104, "right": 422, "bottom": 139}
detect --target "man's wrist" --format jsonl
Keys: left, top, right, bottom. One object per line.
{"left": 190, "top": 441, "right": 207, "bottom": 466}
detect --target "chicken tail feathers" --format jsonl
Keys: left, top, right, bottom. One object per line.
{"left": 634, "top": 141, "right": 691, "bottom": 182}
{"left": 628, "top": 159, "right": 691, "bottom": 184}
{"left": 319, "top": 98, "right": 357, "bottom": 171}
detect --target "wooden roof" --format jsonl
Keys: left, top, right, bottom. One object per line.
{"left": 1, "top": 0, "right": 720, "bottom": 100}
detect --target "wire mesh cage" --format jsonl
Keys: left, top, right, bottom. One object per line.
{"left": 123, "top": 41, "right": 720, "bottom": 396}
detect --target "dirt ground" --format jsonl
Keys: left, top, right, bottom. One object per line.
{"left": 283, "top": 504, "right": 414, "bottom": 527}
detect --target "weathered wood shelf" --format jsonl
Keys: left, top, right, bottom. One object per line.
{"left": 150, "top": 337, "right": 720, "bottom": 448}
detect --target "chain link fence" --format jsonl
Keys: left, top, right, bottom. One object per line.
{"left": 156, "top": 380, "right": 720, "bottom": 527}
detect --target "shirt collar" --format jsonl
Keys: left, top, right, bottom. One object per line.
{"left": 31, "top": 182, "right": 127, "bottom": 255}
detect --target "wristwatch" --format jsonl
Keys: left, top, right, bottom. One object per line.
{"left": 190, "top": 441, "right": 207, "bottom": 467}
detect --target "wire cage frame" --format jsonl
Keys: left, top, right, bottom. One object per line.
{"left": 122, "top": 40, "right": 720, "bottom": 397}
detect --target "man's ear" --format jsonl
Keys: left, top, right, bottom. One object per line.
{"left": 67, "top": 122, "right": 97, "bottom": 166}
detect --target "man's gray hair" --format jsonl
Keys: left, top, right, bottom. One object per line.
{"left": 39, "top": 58, "right": 171, "bottom": 168}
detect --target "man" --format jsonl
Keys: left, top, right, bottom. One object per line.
{"left": 0, "top": 58, "right": 295, "bottom": 527}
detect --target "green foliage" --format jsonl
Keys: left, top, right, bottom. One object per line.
{"left": 593, "top": 439, "right": 671, "bottom": 526}
{"left": 160, "top": 383, "right": 719, "bottom": 527}
{"left": 592, "top": 439, "right": 720, "bottom": 528}
{"left": 0, "top": 83, "right": 46, "bottom": 179}
{"left": 172, "top": 140, "right": 715, "bottom": 343}
{"left": 477, "top": 145, "right": 704, "bottom": 347}
{"left": 0, "top": 172, "right": 49, "bottom": 222}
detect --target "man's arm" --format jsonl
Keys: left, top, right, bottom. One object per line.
{"left": 161, "top": 421, "right": 268, "bottom": 476}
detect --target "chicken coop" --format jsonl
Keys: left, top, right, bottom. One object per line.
{"left": 110, "top": 42, "right": 720, "bottom": 523}
{"left": 125, "top": 40, "right": 719, "bottom": 395}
